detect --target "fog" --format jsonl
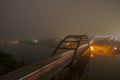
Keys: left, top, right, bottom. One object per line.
{"left": 0, "top": 0, "right": 120, "bottom": 39}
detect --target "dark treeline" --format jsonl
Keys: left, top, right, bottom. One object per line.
{"left": 0, "top": 51, "right": 25, "bottom": 76}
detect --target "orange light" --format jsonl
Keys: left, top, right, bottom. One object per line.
{"left": 90, "top": 46, "right": 94, "bottom": 51}
{"left": 90, "top": 54, "right": 94, "bottom": 58}
{"left": 65, "top": 42, "right": 70, "bottom": 46}
{"left": 90, "top": 45, "right": 115, "bottom": 57}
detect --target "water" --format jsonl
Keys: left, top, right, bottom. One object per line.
{"left": 0, "top": 43, "right": 54, "bottom": 64}
{"left": 88, "top": 54, "right": 120, "bottom": 80}
{"left": 51, "top": 39, "right": 120, "bottom": 80}
{"left": 1, "top": 39, "right": 120, "bottom": 79}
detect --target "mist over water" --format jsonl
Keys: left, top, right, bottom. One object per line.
{"left": 0, "top": 0, "right": 120, "bottom": 39}
{"left": 1, "top": 1, "right": 120, "bottom": 78}
{"left": 0, "top": 44, "right": 54, "bottom": 64}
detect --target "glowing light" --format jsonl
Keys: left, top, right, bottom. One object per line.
{"left": 13, "top": 41, "right": 16, "bottom": 44}
{"left": 33, "top": 40, "right": 38, "bottom": 43}
{"left": 90, "top": 46, "right": 94, "bottom": 51}
{"left": 89, "top": 45, "right": 115, "bottom": 57}
{"left": 90, "top": 54, "right": 94, "bottom": 58}
{"left": 114, "top": 47, "right": 117, "bottom": 50}
{"left": 65, "top": 42, "right": 70, "bottom": 46}
{"left": 64, "top": 42, "right": 77, "bottom": 48}
{"left": 10, "top": 41, "right": 19, "bottom": 44}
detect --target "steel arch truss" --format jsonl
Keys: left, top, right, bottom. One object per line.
{"left": 51, "top": 35, "right": 89, "bottom": 57}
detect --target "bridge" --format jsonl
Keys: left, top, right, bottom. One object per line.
{"left": 0, "top": 35, "right": 93, "bottom": 80}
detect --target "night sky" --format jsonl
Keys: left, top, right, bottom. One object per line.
{"left": 0, "top": 0, "right": 120, "bottom": 39}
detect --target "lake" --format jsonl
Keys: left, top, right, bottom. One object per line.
{"left": 0, "top": 43, "right": 54, "bottom": 64}
{"left": 52, "top": 39, "right": 120, "bottom": 80}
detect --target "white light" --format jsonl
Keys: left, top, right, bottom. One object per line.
{"left": 33, "top": 40, "right": 38, "bottom": 43}
{"left": 114, "top": 47, "right": 117, "bottom": 50}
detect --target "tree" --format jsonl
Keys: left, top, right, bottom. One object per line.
{"left": 0, "top": 51, "right": 19, "bottom": 75}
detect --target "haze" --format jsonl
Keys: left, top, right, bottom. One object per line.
{"left": 0, "top": 0, "right": 120, "bottom": 39}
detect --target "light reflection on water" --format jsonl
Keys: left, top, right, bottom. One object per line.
{"left": 1, "top": 40, "right": 120, "bottom": 80}
{"left": 52, "top": 40, "right": 120, "bottom": 80}
{"left": 87, "top": 43, "right": 120, "bottom": 80}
